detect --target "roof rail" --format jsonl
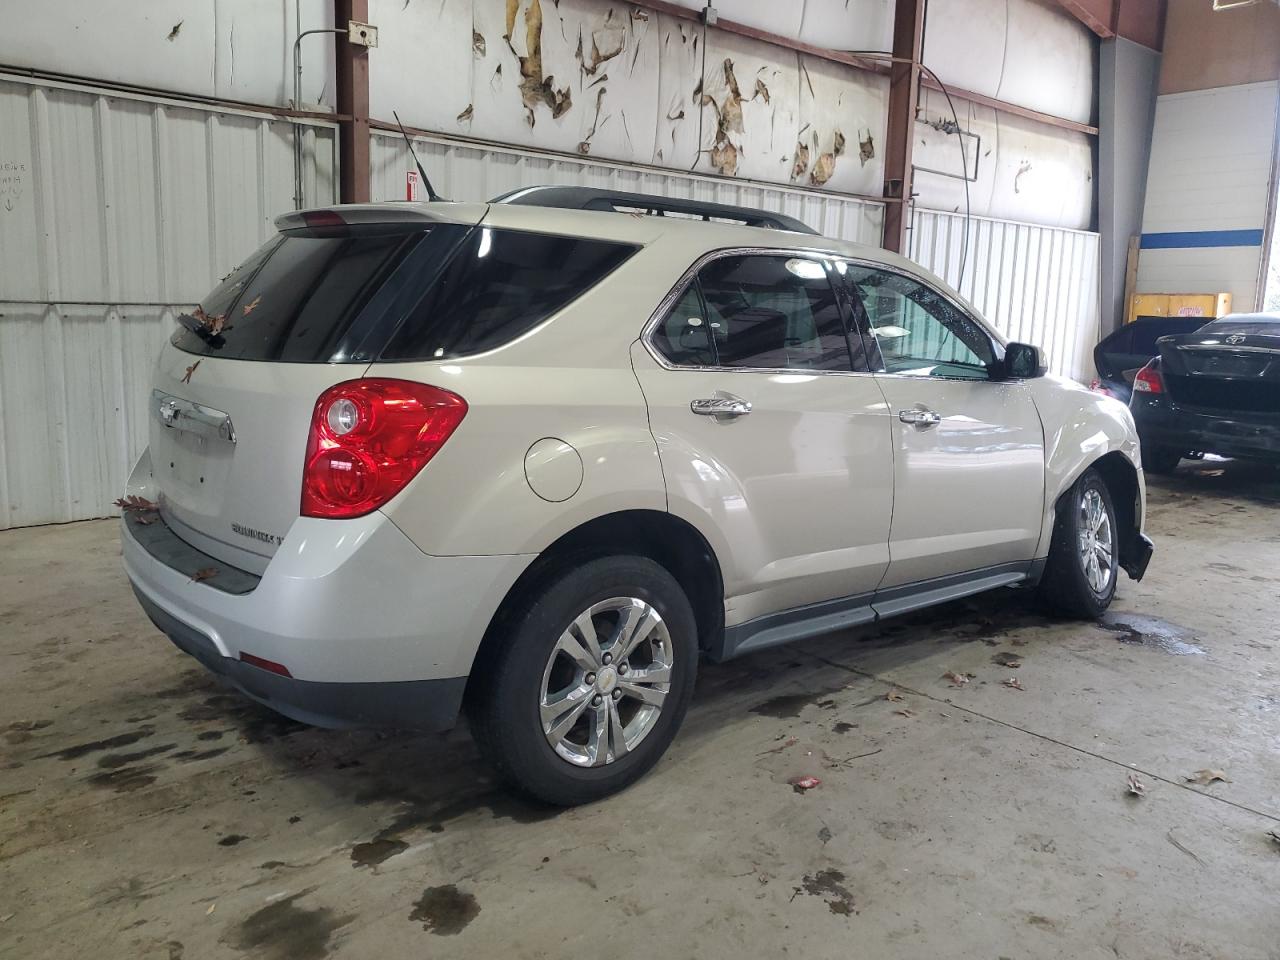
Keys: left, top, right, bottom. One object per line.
{"left": 490, "top": 185, "right": 818, "bottom": 235}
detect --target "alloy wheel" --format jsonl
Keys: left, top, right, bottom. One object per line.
{"left": 1077, "top": 487, "right": 1113, "bottom": 594}
{"left": 539, "top": 597, "right": 673, "bottom": 767}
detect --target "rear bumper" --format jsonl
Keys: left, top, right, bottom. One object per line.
{"left": 121, "top": 501, "right": 532, "bottom": 731}
{"left": 133, "top": 584, "right": 467, "bottom": 729}
{"left": 1132, "top": 398, "right": 1280, "bottom": 462}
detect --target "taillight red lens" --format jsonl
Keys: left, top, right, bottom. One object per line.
{"left": 301, "top": 379, "right": 467, "bottom": 519}
{"left": 1132, "top": 363, "right": 1164, "bottom": 395}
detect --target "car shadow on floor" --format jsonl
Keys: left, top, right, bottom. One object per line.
{"left": 1146, "top": 456, "right": 1280, "bottom": 506}
{"left": 140, "top": 586, "right": 1060, "bottom": 832}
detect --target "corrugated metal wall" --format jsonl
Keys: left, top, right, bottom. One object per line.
{"left": 0, "top": 75, "right": 338, "bottom": 529}
{"left": 369, "top": 130, "right": 887, "bottom": 246}
{"left": 0, "top": 82, "right": 1101, "bottom": 530}
{"left": 909, "top": 209, "right": 1101, "bottom": 382}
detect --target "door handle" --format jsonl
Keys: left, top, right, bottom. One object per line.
{"left": 898, "top": 407, "right": 941, "bottom": 429}
{"left": 691, "top": 395, "right": 752, "bottom": 418}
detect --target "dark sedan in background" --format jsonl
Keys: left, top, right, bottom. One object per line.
{"left": 1128, "top": 313, "right": 1280, "bottom": 474}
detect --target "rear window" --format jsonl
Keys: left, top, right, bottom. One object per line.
{"left": 172, "top": 224, "right": 636, "bottom": 363}
{"left": 378, "top": 227, "right": 637, "bottom": 360}
{"left": 172, "top": 224, "right": 451, "bottom": 362}
{"left": 1199, "top": 318, "right": 1280, "bottom": 337}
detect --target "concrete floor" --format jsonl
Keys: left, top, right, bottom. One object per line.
{"left": 2, "top": 461, "right": 1280, "bottom": 960}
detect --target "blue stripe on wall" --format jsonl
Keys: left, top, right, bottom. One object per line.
{"left": 1140, "top": 229, "right": 1265, "bottom": 249}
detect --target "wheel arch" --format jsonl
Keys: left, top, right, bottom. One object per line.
{"left": 1050, "top": 451, "right": 1149, "bottom": 581}
{"left": 465, "top": 509, "right": 725, "bottom": 698}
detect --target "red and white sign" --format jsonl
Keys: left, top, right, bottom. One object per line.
{"left": 406, "top": 170, "right": 420, "bottom": 201}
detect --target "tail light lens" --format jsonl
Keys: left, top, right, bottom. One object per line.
{"left": 1132, "top": 362, "right": 1164, "bottom": 395}
{"left": 302, "top": 379, "right": 467, "bottom": 519}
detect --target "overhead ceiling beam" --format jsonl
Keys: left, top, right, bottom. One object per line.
{"left": 1053, "top": 0, "right": 1167, "bottom": 49}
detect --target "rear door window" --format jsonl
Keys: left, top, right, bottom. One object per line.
{"left": 651, "top": 254, "right": 856, "bottom": 371}
{"left": 379, "top": 228, "right": 637, "bottom": 360}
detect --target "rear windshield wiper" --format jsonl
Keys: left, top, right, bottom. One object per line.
{"left": 176, "top": 312, "right": 226, "bottom": 348}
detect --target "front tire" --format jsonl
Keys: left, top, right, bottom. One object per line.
{"left": 1038, "top": 468, "right": 1119, "bottom": 619}
{"left": 467, "top": 556, "right": 698, "bottom": 806}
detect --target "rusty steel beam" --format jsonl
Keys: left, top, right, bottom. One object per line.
{"left": 881, "top": 0, "right": 925, "bottom": 253}
{"left": 335, "top": 0, "right": 371, "bottom": 203}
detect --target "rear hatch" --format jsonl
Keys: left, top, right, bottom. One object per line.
{"left": 1094, "top": 317, "right": 1204, "bottom": 389}
{"left": 148, "top": 203, "right": 486, "bottom": 574}
{"left": 1156, "top": 326, "right": 1280, "bottom": 415}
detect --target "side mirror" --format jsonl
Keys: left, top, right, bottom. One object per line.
{"left": 1003, "top": 342, "right": 1047, "bottom": 379}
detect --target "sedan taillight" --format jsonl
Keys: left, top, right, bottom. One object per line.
{"left": 1132, "top": 362, "right": 1164, "bottom": 395}
{"left": 301, "top": 379, "right": 467, "bottom": 519}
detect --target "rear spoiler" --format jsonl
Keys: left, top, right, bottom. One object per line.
{"left": 274, "top": 202, "right": 489, "bottom": 232}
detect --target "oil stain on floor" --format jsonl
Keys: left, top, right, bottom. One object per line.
{"left": 409, "top": 884, "right": 481, "bottom": 935}
{"left": 225, "top": 891, "right": 355, "bottom": 960}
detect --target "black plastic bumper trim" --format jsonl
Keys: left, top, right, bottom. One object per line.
{"left": 132, "top": 586, "right": 466, "bottom": 731}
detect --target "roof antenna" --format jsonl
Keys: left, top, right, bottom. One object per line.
{"left": 393, "top": 110, "right": 445, "bottom": 202}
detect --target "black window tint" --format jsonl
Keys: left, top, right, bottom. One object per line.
{"left": 652, "top": 285, "right": 714, "bottom": 366}
{"left": 171, "top": 227, "right": 429, "bottom": 362}
{"left": 847, "top": 266, "right": 994, "bottom": 379}
{"left": 697, "top": 255, "right": 851, "bottom": 371}
{"left": 380, "top": 228, "right": 636, "bottom": 360}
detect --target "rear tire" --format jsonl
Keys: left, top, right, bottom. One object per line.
{"left": 1038, "top": 468, "right": 1119, "bottom": 619}
{"left": 467, "top": 556, "right": 698, "bottom": 806}
{"left": 1141, "top": 444, "right": 1182, "bottom": 475}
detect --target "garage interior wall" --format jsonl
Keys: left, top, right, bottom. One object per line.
{"left": 1134, "top": 0, "right": 1280, "bottom": 312}
{"left": 0, "top": 0, "right": 1102, "bottom": 529}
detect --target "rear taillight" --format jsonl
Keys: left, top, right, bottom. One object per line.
{"left": 1132, "top": 363, "right": 1164, "bottom": 395}
{"left": 301, "top": 379, "right": 467, "bottom": 519}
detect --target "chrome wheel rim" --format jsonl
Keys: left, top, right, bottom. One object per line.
{"left": 539, "top": 597, "right": 673, "bottom": 767}
{"left": 1078, "top": 488, "right": 1114, "bottom": 594}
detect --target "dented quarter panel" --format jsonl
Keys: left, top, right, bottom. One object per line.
{"left": 1028, "top": 374, "right": 1145, "bottom": 557}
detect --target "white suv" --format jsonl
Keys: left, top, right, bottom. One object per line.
{"left": 121, "top": 186, "right": 1153, "bottom": 805}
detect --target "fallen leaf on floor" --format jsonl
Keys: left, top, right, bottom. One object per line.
{"left": 894, "top": 708, "right": 917, "bottom": 718}
{"left": 205, "top": 902, "right": 216, "bottom": 915}
{"left": 943, "top": 671, "right": 970, "bottom": 687}
{"left": 1184, "top": 769, "right": 1230, "bottom": 786}
{"left": 1268, "top": 829, "right": 1280, "bottom": 848}
{"left": 885, "top": 689, "right": 904, "bottom": 702}
{"left": 114, "top": 495, "right": 158, "bottom": 513}
{"left": 1002, "top": 677, "right": 1024, "bottom": 690}
{"left": 757, "top": 736, "right": 798, "bottom": 756}
{"left": 787, "top": 775, "right": 821, "bottom": 794}
{"left": 190, "top": 568, "right": 218, "bottom": 583}
{"left": 1126, "top": 772, "right": 1146, "bottom": 797}
{"left": 818, "top": 825, "right": 832, "bottom": 844}
{"left": 992, "top": 652, "right": 1023, "bottom": 668}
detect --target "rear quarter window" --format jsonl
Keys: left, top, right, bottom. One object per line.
{"left": 378, "top": 228, "right": 638, "bottom": 360}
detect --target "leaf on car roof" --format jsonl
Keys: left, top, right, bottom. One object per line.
{"left": 114, "top": 495, "right": 158, "bottom": 513}
{"left": 190, "top": 567, "right": 218, "bottom": 584}
{"left": 241, "top": 295, "right": 262, "bottom": 317}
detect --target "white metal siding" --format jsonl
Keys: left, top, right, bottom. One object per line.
{"left": 0, "top": 75, "right": 337, "bottom": 529}
{"left": 910, "top": 209, "right": 1101, "bottom": 383}
{"left": 370, "top": 129, "right": 887, "bottom": 246}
